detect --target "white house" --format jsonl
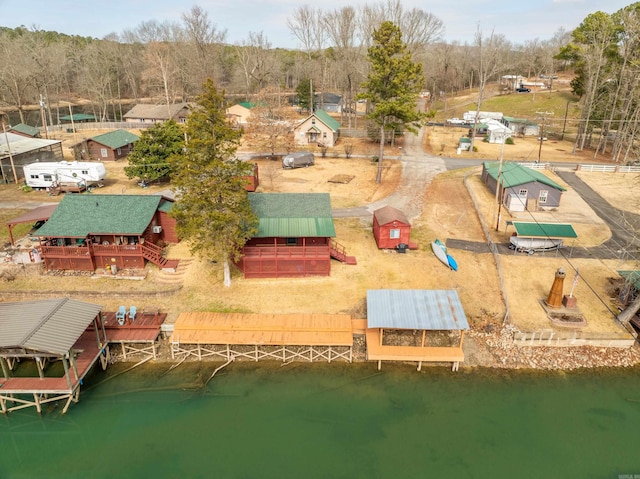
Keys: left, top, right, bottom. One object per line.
{"left": 485, "top": 119, "right": 512, "bottom": 144}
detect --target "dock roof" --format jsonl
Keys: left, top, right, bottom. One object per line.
{"left": 366, "top": 290, "right": 470, "bottom": 330}
{"left": 0, "top": 298, "right": 102, "bottom": 356}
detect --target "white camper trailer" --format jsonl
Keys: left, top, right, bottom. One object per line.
{"left": 23, "top": 161, "right": 107, "bottom": 189}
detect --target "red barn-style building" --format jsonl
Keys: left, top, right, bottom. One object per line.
{"left": 35, "top": 194, "right": 179, "bottom": 271}
{"left": 372, "top": 205, "right": 417, "bottom": 250}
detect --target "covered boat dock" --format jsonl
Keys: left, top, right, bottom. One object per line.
{"left": 365, "top": 289, "right": 469, "bottom": 371}
{"left": 0, "top": 298, "right": 109, "bottom": 414}
{"left": 171, "top": 312, "right": 353, "bottom": 363}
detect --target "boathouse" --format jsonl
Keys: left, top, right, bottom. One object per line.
{"left": 0, "top": 298, "right": 109, "bottom": 414}
{"left": 365, "top": 289, "right": 469, "bottom": 371}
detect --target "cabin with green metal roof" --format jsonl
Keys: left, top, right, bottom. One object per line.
{"left": 294, "top": 109, "right": 341, "bottom": 147}
{"left": 36, "top": 194, "right": 178, "bottom": 272}
{"left": 482, "top": 161, "right": 566, "bottom": 211}
{"left": 85, "top": 129, "right": 139, "bottom": 161}
{"left": 237, "top": 192, "right": 355, "bottom": 278}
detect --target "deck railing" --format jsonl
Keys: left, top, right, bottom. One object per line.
{"left": 242, "top": 245, "right": 330, "bottom": 258}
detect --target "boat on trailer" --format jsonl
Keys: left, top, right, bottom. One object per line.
{"left": 509, "top": 236, "right": 563, "bottom": 254}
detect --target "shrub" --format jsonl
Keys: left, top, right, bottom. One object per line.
{"left": 472, "top": 146, "right": 478, "bottom": 152}
{"left": 505, "top": 137, "right": 515, "bottom": 145}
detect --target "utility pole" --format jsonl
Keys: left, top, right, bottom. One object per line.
{"left": 536, "top": 111, "right": 553, "bottom": 163}
{"left": 494, "top": 138, "right": 506, "bottom": 231}
{"left": 39, "top": 94, "right": 49, "bottom": 139}
{"left": 2, "top": 124, "right": 19, "bottom": 184}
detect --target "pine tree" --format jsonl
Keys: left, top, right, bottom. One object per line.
{"left": 358, "top": 21, "right": 424, "bottom": 184}
{"left": 170, "top": 79, "right": 257, "bottom": 287}
{"left": 124, "top": 120, "right": 184, "bottom": 184}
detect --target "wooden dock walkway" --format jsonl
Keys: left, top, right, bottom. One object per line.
{"left": 171, "top": 312, "right": 353, "bottom": 363}
{"left": 365, "top": 329, "right": 464, "bottom": 371}
{"left": 0, "top": 330, "right": 107, "bottom": 414}
{"left": 102, "top": 310, "right": 166, "bottom": 360}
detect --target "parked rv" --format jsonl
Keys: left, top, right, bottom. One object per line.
{"left": 282, "top": 152, "right": 315, "bottom": 169}
{"left": 23, "top": 161, "right": 107, "bottom": 189}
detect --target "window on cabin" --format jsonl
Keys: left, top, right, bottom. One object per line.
{"left": 117, "top": 148, "right": 122, "bottom": 155}
{"left": 390, "top": 229, "right": 400, "bottom": 239}
{"left": 518, "top": 189, "right": 528, "bottom": 196}
{"left": 539, "top": 190, "right": 548, "bottom": 203}
{"left": 286, "top": 238, "right": 298, "bottom": 246}
{"left": 100, "top": 148, "right": 108, "bottom": 158}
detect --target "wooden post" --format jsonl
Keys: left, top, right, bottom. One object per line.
{"left": 459, "top": 330, "right": 465, "bottom": 348}
{"left": 0, "top": 357, "right": 10, "bottom": 379}
{"left": 69, "top": 352, "right": 79, "bottom": 380}
{"left": 379, "top": 328, "right": 384, "bottom": 346}
{"left": 421, "top": 330, "right": 426, "bottom": 347}
{"left": 1, "top": 124, "right": 19, "bottom": 184}
{"left": 62, "top": 356, "right": 73, "bottom": 390}
{"left": 35, "top": 357, "right": 45, "bottom": 379}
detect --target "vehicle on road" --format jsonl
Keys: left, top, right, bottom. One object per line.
{"left": 515, "top": 87, "right": 531, "bottom": 93}
{"left": 446, "top": 118, "right": 466, "bottom": 125}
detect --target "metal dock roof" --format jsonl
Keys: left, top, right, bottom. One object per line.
{"left": 366, "top": 290, "right": 469, "bottom": 330}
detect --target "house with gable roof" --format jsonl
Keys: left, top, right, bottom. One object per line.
{"left": 123, "top": 103, "right": 190, "bottom": 124}
{"left": 236, "top": 192, "right": 355, "bottom": 278}
{"left": 9, "top": 123, "right": 40, "bottom": 138}
{"left": 294, "top": 110, "right": 340, "bottom": 147}
{"left": 226, "top": 102, "right": 255, "bottom": 125}
{"left": 84, "top": 129, "right": 139, "bottom": 161}
{"left": 35, "top": 194, "right": 179, "bottom": 271}
{"left": 481, "top": 161, "right": 566, "bottom": 212}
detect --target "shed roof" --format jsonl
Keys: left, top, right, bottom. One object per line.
{"left": 123, "top": 102, "right": 189, "bottom": 120}
{"left": 88, "top": 129, "right": 139, "bottom": 149}
{"left": 0, "top": 132, "right": 61, "bottom": 159}
{"left": 618, "top": 270, "right": 640, "bottom": 289}
{"left": 248, "top": 192, "right": 336, "bottom": 238}
{"left": 9, "top": 123, "right": 40, "bottom": 137}
{"left": 484, "top": 161, "right": 566, "bottom": 191}
{"left": 513, "top": 222, "right": 577, "bottom": 238}
{"left": 0, "top": 298, "right": 102, "bottom": 356}
{"left": 374, "top": 205, "right": 410, "bottom": 226}
{"left": 6, "top": 204, "right": 57, "bottom": 227}
{"left": 59, "top": 113, "right": 96, "bottom": 122}
{"left": 366, "top": 289, "right": 470, "bottom": 330}
{"left": 36, "top": 194, "right": 161, "bottom": 237}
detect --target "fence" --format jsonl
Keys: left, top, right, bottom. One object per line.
{"left": 513, "top": 329, "right": 635, "bottom": 347}
{"left": 463, "top": 171, "right": 510, "bottom": 323}
{"left": 577, "top": 164, "right": 640, "bottom": 173}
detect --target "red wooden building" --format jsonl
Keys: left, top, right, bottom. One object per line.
{"left": 372, "top": 205, "right": 417, "bottom": 250}
{"left": 236, "top": 193, "right": 355, "bottom": 278}
{"left": 35, "top": 194, "right": 178, "bottom": 271}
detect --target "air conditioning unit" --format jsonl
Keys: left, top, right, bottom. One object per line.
{"left": 152, "top": 225, "right": 162, "bottom": 234}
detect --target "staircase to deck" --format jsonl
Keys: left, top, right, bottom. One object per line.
{"left": 140, "top": 242, "right": 179, "bottom": 271}
{"left": 329, "top": 240, "right": 357, "bottom": 265}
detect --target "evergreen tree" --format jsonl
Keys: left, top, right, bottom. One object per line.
{"left": 170, "top": 79, "right": 257, "bottom": 287}
{"left": 124, "top": 120, "right": 184, "bottom": 184}
{"left": 296, "top": 78, "right": 312, "bottom": 113}
{"left": 358, "top": 21, "right": 424, "bottom": 183}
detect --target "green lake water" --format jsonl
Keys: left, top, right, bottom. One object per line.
{"left": 1, "top": 362, "right": 640, "bottom": 479}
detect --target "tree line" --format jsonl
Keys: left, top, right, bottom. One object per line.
{"left": 0, "top": 1, "right": 565, "bottom": 123}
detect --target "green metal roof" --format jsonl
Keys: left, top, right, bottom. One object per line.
{"left": 157, "top": 198, "right": 173, "bottom": 213}
{"left": 10, "top": 123, "right": 40, "bottom": 137}
{"left": 313, "top": 110, "right": 340, "bottom": 131}
{"left": 60, "top": 114, "right": 96, "bottom": 122}
{"left": 89, "top": 129, "right": 139, "bottom": 149}
{"left": 502, "top": 116, "right": 537, "bottom": 125}
{"left": 36, "top": 194, "right": 161, "bottom": 237}
{"left": 512, "top": 222, "right": 577, "bottom": 238}
{"left": 238, "top": 101, "right": 256, "bottom": 109}
{"left": 248, "top": 193, "right": 336, "bottom": 238}
{"left": 484, "top": 162, "right": 566, "bottom": 191}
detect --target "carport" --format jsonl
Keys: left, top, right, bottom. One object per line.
{"left": 5, "top": 204, "right": 57, "bottom": 246}
{"left": 507, "top": 221, "right": 578, "bottom": 256}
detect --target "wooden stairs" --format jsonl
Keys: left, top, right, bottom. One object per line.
{"left": 330, "top": 240, "right": 357, "bottom": 265}
{"left": 140, "top": 242, "right": 179, "bottom": 271}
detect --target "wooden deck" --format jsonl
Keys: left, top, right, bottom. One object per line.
{"left": 0, "top": 330, "right": 107, "bottom": 413}
{"left": 365, "top": 329, "right": 464, "bottom": 371}
{"left": 102, "top": 310, "right": 166, "bottom": 359}
{"left": 171, "top": 312, "right": 353, "bottom": 363}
